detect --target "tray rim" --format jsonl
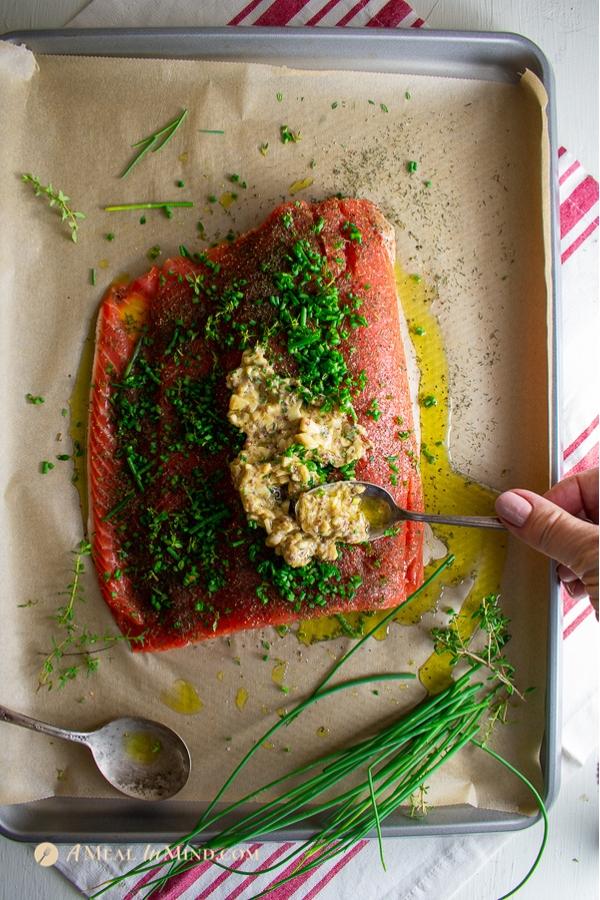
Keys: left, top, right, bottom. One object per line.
{"left": 0, "top": 24, "right": 562, "bottom": 845}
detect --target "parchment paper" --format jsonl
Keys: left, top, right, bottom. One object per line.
{"left": 0, "top": 47, "right": 551, "bottom": 813}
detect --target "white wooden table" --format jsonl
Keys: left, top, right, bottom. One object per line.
{"left": 0, "top": 2, "right": 597, "bottom": 899}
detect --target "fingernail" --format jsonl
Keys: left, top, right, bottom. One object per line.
{"left": 495, "top": 491, "right": 533, "bottom": 527}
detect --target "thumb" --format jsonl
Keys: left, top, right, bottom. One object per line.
{"left": 495, "top": 489, "right": 598, "bottom": 578}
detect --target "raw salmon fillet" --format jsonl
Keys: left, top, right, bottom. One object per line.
{"left": 89, "top": 198, "right": 423, "bottom": 651}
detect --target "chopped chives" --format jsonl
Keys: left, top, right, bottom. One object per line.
{"left": 90, "top": 268, "right": 96, "bottom": 286}
{"left": 104, "top": 202, "right": 194, "bottom": 211}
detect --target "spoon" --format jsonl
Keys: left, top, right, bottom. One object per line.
{"left": 302, "top": 481, "right": 505, "bottom": 539}
{"left": 0, "top": 705, "right": 191, "bottom": 801}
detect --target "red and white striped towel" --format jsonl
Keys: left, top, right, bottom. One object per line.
{"left": 51, "top": 2, "right": 598, "bottom": 898}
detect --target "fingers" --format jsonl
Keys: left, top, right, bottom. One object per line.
{"left": 557, "top": 564, "right": 587, "bottom": 598}
{"left": 544, "top": 468, "right": 599, "bottom": 521}
{"left": 495, "top": 489, "right": 599, "bottom": 581}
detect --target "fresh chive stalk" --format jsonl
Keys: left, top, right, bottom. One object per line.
{"left": 104, "top": 202, "right": 193, "bottom": 212}
{"left": 120, "top": 109, "right": 188, "bottom": 178}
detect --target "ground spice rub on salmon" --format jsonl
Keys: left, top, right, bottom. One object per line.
{"left": 89, "top": 197, "right": 424, "bottom": 651}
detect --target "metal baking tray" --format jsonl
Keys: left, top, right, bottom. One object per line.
{"left": 0, "top": 26, "right": 562, "bottom": 843}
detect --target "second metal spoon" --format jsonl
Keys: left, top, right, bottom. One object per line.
{"left": 0, "top": 705, "right": 191, "bottom": 801}
{"left": 302, "top": 481, "right": 505, "bottom": 539}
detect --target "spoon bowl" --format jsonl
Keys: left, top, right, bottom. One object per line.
{"left": 301, "top": 480, "right": 505, "bottom": 539}
{"left": 86, "top": 716, "right": 191, "bottom": 801}
{"left": 0, "top": 706, "right": 191, "bottom": 801}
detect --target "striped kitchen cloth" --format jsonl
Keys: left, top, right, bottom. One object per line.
{"left": 50, "top": 1, "right": 599, "bottom": 898}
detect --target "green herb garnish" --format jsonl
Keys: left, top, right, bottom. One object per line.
{"left": 21, "top": 174, "right": 85, "bottom": 243}
{"left": 342, "top": 221, "right": 362, "bottom": 244}
{"left": 37, "top": 540, "right": 144, "bottom": 690}
{"left": 40, "top": 461, "right": 54, "bottom": 474}
{"left": 120, "top": 109, "right": 188, "bottom": 178}
{"left": 407, "top": 160, "right": 418, "bottom": 173}
{"left": 104, "top": 201, "right": 193, "bottom": 212}
{"left": 280, "top": 125, "right": 301, "bottom": 144}
{"left": 421, "top": 444, "right": 437, "bottom": 464}
{"left": 366, "top": 398, "right": 382, "bottom": 421}
{"left": 25, "top": 393, "right": 44, "bottom": 405}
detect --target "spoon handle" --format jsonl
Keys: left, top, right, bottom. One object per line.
{"left": 0, "top": 704, "right": 89, "bottom": 745}
{"left": 400, "top": 510, "right": 505, "bottom": 530}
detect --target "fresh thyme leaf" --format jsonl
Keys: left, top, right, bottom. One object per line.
{"left": 280, "top": 124, "right": 301, "bottom": 144}
{"left": 408, "top": 784, "right": 429, "bottom": 818}
{"left": 431, "top": 594, "right": 522, "bottom": 699}
{"left": 37, "top": 540, "right": 144, "bottom": 691}
{"left": 21, "top": 174, "right": 85, "bottom": 243}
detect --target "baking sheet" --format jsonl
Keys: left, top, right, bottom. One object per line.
{"left": 0, "top": 34, "right": 556, "bottom": 829}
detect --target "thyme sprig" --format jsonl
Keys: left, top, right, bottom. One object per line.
{"left": 431, "top": 593, "right": 523, "bottom": 699}
{"left": 36, "top": 540, "right": 143, "bottom": 691}
{"left": 120, "top": 109, "right": 188, "bottom": 178}
{"left": 408, "top": 784, "right": 429, "bottom": 818}
{"left": 21, "top": 174, "right": 85, "bottom": 242}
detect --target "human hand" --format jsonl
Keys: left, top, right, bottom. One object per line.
{"left": 495, "top": 467, "right": 599, "bottom": 616}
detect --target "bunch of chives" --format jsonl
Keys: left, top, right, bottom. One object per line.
{"left": 91, "top": 554, "right": 547, "bottom": 899}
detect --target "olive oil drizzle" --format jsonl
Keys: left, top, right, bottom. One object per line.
{"left": 297, "top": 264, "right": 507, "bottom": 695}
